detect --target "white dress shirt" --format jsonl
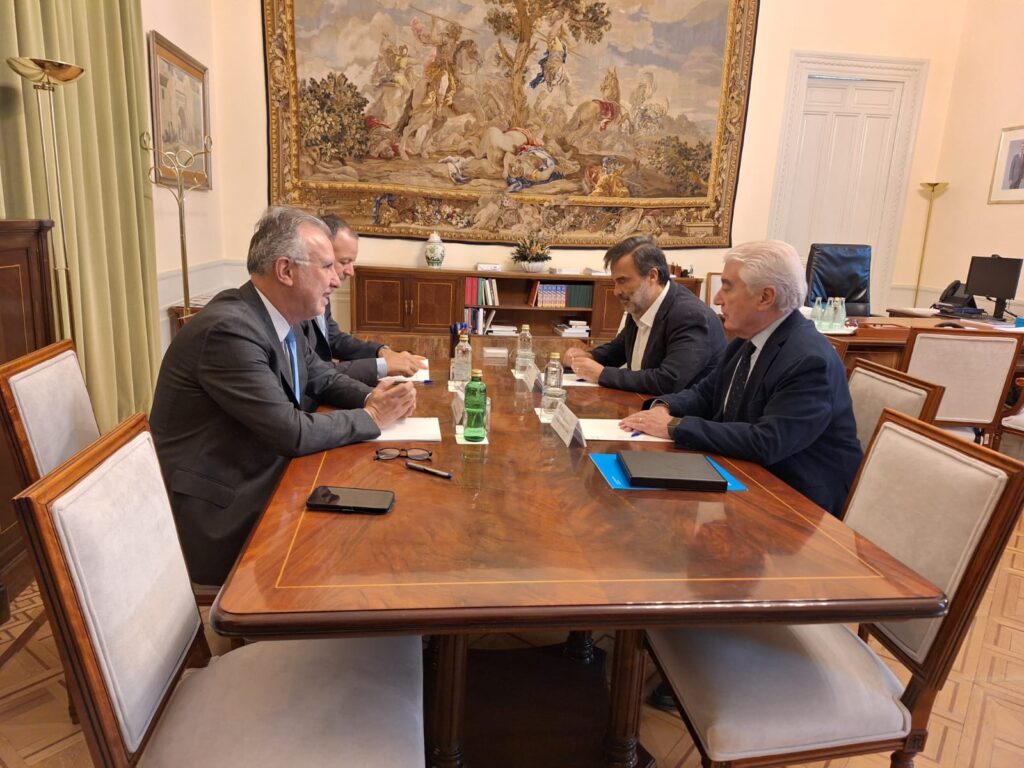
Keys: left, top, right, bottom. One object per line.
{"left": 629, "top": 283, "right": 669, "bottom": 371}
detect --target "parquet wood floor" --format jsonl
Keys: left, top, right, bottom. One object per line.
{"left": 0, "top": 511, "right": 1020, "bottom": 766}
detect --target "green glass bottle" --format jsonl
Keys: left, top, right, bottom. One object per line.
{"left": 464, "top": 369, "right": 487, "bottom": 442}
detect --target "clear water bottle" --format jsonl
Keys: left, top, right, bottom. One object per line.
{"left": 825, "top": 297, "right": 838, "bottom": 329}
{"left": 811, "top": 297, "right": 823, "bottom": 328}
{"left": 464, "top": 369, "right": 487, "bottom": 442}
{"left": 544, "top": 351, "right": 564, "bottom": 389}
{"left": 835, "top": 297, "right": 847, "bottom": 329}
{"left": 452, "top": 334, "right": 472, "bottom": 386}
{"left": 516, "top": 324, "right": 532, "bottom": 358}
{"left": 540, "top": 352, "right": 567, "bottom": 421}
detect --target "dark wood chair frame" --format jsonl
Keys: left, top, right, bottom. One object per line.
{"left": 14, "top": 414, "right": 211, "bottom": 768}
{"left": 0, "top": 340, "right": 91, "bottom": 722}
{"left": 899, "top": 327, "right": 1022, "bottom": 447}
{"left": 646, "top": 410, "right": 1024, "bottom": 768}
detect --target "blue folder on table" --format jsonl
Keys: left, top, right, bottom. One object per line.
{"left": 589, "top": 453, "right": 746, "bottom": 492}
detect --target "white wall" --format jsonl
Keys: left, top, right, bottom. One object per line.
{"left": 148, "top": 0, "right": 1023, "bottom": 333}
{"left": 922, "top": 0, "right": 1024, "bottom": 307}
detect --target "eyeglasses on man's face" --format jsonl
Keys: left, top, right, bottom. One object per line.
{"left": 374, "top": 448, "right": 432, "bottom": 462}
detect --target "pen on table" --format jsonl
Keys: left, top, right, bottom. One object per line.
{"left": 630, "top": 431, "right": 643, "bottom": 438}
{"left": 405, "top": 461, "right": 452, "bottom": 480}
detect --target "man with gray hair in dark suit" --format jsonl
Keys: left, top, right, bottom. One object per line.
{"left": 150, "top": 206, "right": 416, "bottom": 585}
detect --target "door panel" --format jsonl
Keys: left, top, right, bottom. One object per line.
{"left": 412, "top": 279, "right": 459, "bottom": 332}
{"left": 357, "top": 275, "right": 406, "bottom": 331}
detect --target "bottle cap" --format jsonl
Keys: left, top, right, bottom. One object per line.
{"left": 521, "top": 324, "right": 530, "bottom": 332}
{"left": 459, "top": 333, "right": 469, "bottom": 341}
{"left": 550, "top": 352, "right": 560, "bottom": 359}
{"left": 471, "top": 369, "right": 483, "bottom": 377}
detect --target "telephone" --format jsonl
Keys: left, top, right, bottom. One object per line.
{"left": 935, "top": 280, "right": 976, "bottom": 309}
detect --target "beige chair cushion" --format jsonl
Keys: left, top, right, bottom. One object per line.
{"left": 51, "top": 433, "right": 200, "bottom": 752}
{"left": 10, "top": 349, "right": 99, "bottom": 475}
{"left": 648, "top": 624, "right": 909, "bottom": 762}
{"left": 141, "top": 636, "right": 424, "bottom": 767}
{"left": 843, "top": 421, "right": 1006, "bottom": 663}
{"left": 905, "top": 334, "right": 1017, "bottom": 425}
{"left": 848, "top": 367, "right": 931, "bottom": 449}
{"left": 1002, "top": 411, "right": 1024, "bottom": 431}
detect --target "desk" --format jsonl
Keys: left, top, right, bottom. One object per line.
{"left": 212, "top": 371, "right": 944, "bottom": 768}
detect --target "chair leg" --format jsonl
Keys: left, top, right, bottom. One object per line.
{"left": 890, "top": 748, "right": 918, "bottom": 767}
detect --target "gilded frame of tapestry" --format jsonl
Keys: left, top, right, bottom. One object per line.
{"left": 263, "top": 0, "right": 759, "bottom": 247}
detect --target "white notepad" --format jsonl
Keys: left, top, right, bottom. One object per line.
{"left": 372, "top": 417, "right": 442, "bottom": 442}
{"left": 578, "top": 419, "right": 672, "bottom": 442}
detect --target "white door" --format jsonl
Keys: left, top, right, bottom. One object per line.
{"left": 769, "top": 54, "right": 928, "bottom": 309}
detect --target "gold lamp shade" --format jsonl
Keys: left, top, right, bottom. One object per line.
{"left": 6, "top": 56, "right": 85, "bottom": 86}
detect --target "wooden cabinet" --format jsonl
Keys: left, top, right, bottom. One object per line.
{"left": 350, "top": 265, "right": 703, "bottom": 359}
{"left": 0, "top": 219, "right": 56, "bottom": 621}
{"left": 353, "top": 268, "right": 460, "bottom": 333}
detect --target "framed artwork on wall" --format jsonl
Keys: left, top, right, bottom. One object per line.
{"left": 262, "top": 0, "right": 759, "bottom": 247}
{"left": 988, "top": 125, "right": 1024, "bottom": 204}
{"left": 147, "top": 31, "right": 212, "bottom": 189}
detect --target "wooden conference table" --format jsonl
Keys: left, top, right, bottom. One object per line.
{"left": 211, "top": 365, "right": 945, "bottom": 768}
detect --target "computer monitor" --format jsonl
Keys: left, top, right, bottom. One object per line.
{"left": 965, "top": 254, "right": 1022, "bottom": 320}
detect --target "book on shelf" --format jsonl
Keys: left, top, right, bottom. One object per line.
{"left": 482, "top": 309, "right": 497, "bottom": 335}
{"left": 568, "top": 319, "right": 589, "bottom": 327}
{"left": 584, "top": 267, "right": 609, "bottom": 275}
{"left": 555, "top": 324, "right": 590, "bottom": 337}
{"left": 476, "top": 263, "right": 502, "bottom": 271}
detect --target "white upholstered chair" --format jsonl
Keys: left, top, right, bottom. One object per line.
{"left": 14, "top": 414, "right": 425, "bottom": 768}
{"left": 0, "top": 340, "right": 99, "bottom": 485}
{"left": 900, "top": 327, "right": 1021, "bottom": 444}
{"left": 847, "top": 359, "right": 944, "bottom": 451}
{"left": 646, "top": 410, "right": 1024, "bottom": 768}
{"left": 704, "top": 272, "right": 723, "bottom": 314}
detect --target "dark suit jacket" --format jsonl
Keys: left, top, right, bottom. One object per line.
{"left": 151, "top": 282, "right": 380, "bottom": 585}
{"left": 590, "top": 281, "right": 726, "bottom": 395}
{"left": 656, "top": 309, "right": 862, "bottom": 516}
{"left": 301, "top": 301, "right": 384, "bottom": 386}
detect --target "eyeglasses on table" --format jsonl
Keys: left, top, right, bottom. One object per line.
{"left": 375, "top": 447, "right": 432, "bottom": 462}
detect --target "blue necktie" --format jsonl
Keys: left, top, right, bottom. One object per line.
{"left": 284, "top": 329, "right": 300, "bottom": 405}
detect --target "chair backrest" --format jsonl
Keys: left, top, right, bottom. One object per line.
{"left": 842, "top": 410, "right": 1024, "bottom": 687}
{"left": 0, "top": 340, "right": 100, "bottom": 484}
{"left": 805, "top": 243, "right": 871, "bottom": 316}
{"left": 847, "top": 359, "right": 944, "bottom": 450}
{"left": 704, "top": 272, "right": 723, "bottom": 314}
{"left": 900, "top": 328, "right": 1022, "bottom": 430}
{"left": 14, "top": 414, "right": 204, "bottom": 766}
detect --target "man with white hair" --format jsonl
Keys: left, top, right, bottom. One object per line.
{"left": 620, "top": 239, "right": 862, "bottom": 517}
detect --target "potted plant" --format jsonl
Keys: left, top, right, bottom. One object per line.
{"left": 511, "top": 233, "right": 552, "bottom": 272}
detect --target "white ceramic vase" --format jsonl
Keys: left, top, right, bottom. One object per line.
{"left": 424, "top": 232, "right": 445, "bottom": 268}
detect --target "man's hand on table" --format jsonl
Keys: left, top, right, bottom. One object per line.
{"left": 380, "top": 348, "right": 428, "bottom": 377}
{"left": 364, "top": 379, "right": 417, "bottom": 427}
{"left": 619, "top": 403, "right": 674, "bottom": 439}
{"left": 569, "top": 356, "right": 604, "bottom": 383}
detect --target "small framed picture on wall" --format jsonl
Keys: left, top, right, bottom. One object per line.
{"left": 988, "top": 125, "right": 1024, "bottom": 204}
{"left": 147, "top": 31, "right": 211, "bottom": 189}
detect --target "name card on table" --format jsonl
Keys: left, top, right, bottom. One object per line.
{"left": 523, "top": 360, "right": 542, "bottom": 392}
{"left": 550, "top": 401, "right": 586, "bottom": 448}
{"left": 450, "top": 389, "right": 465, "bottom": 426}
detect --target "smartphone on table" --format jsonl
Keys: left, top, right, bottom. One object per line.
{"left": 305, "top": 486, "right": 395, "bottom": 515}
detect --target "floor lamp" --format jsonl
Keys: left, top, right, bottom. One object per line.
{"left": 913, "top": 181, "right": 949, "bottom": 307}
{"left": 6, "top": 56, "right": 86, "bottom": 341}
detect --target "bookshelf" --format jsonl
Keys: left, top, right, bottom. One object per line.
{"left": 351, "top": 264, "right": 702, "bottom": 355}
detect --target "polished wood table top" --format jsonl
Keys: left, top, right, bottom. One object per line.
{"left": 212, "top": 368, "right": 944, "bottom": 638}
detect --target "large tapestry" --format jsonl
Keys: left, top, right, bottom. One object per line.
{"left": 264, "top": 0, "right": 759, "bottom": 247}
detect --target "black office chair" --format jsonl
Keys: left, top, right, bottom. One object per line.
{"left": 805, "top": 243, "right": 871, "bottom": 316}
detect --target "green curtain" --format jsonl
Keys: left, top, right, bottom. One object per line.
{"left": 0, "top": 0, "right": 160, "bottom": 430}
